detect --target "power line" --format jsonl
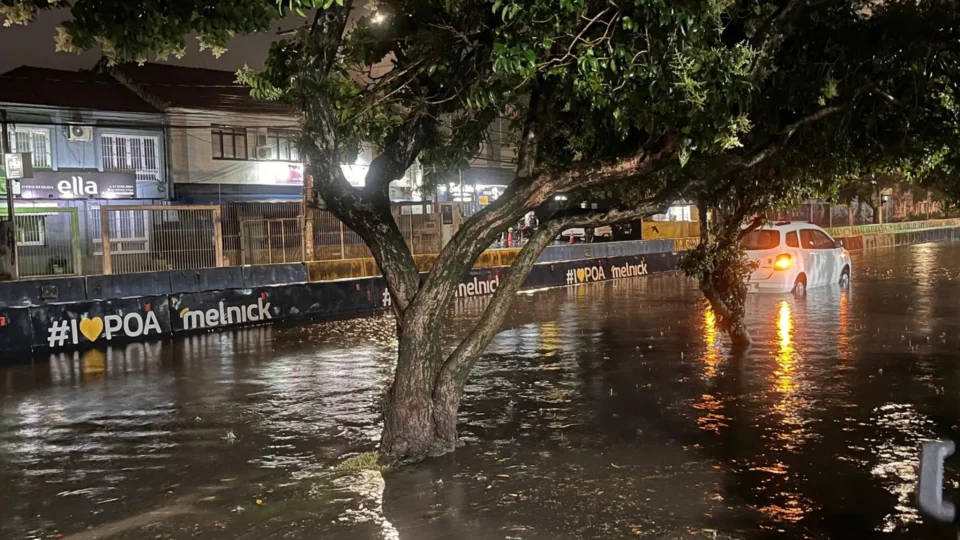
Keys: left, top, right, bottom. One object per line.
{"left": 1, "top": 116, "right": 300, "bottom": 130}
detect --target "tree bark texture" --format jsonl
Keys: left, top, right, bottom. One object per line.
{"left": 693, "top": 203, "right": 752, "bottom": 350}
{"left": 699, "top": 275, "right": 752, "bottom": 350}
{"left": 295, "top": 24, "right": 685, "bottom": 462}
{"left": 377, "top": 196, "right": 677, "bottom": 464}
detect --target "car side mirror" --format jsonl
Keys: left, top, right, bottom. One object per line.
{"left": 835, "top": 239, "right": 844, "bottom": 249}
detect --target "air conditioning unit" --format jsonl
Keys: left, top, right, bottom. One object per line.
{"left": 255, "top": 146, "right": 274, "bottom": 159}
{"left": 68, "top": 125, "right": 93, "bottom": 141}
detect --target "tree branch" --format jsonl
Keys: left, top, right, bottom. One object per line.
{"left": 737, "top": 214, "right": 767, "bottom": 240}
{"left": 749, "top": 0, "right": 807, "bottom": 79}
{"left": 406, "top": 134, "right": 678, "bottom": 322}
{"left": 310, "top": 1, "right": 354, "bottom": 76}
{"left": 364, "top": 117, "right": 432, "bottom": 199}
{"left": 515, "top": 82, "right": 544, "bottom": 179}
{"left": 400, "top": 135, "right": 679, "bottom": 376}
{"left": 433, "top": 184, "right": 681, "bottom": 401}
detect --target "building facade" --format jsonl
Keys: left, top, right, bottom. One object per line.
{"left": 0, "top": 67, "right": 169, "bottom": 277}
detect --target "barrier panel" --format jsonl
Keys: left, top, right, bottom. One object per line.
{"left": 2, "top": 225, "right": 958, "bottom": 358}
{"left": 837, "top": 235, "right": 863, "bottom": 251}
{"left": 241, "top": 263, "right": 308, "bottom": 288}
{"left": 87, "top": 271, "right": 172, "bottom": 300}
{"left": 0, "top": 276, "right": 86, "bottom": 308}
{"left": 536, "top": 238, "right": 677, "bottom": 263}
{"left": 0, "top": 307, "right": 32, "bottom": 353}
{"left": 674, "top": 237, "right": 701, "bottom": 252}
{"left": 307, "top": 259, "right": 373, "bottom": 282}
{"left": 169, "top": 267, "right": 245, "bottom": 294}
{"left": 29, "top": 295, "right": 171, "bottom": 350}
{"left": 825, "top": 218, "right": 960, "bottom": 239}
{"left": 642, "top": 220, "right": 700, "bottom": 239}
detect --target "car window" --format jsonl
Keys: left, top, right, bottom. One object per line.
{"left": 812, "top": 230, "right": 836, "bottom": 249}
{"left": 799, "top": 229, "right": 836, "bottom": 249}
{"left": 786, "top": 231, "right": 799, "bottom": 248}
{"left": 741, "top": 230, "right": 780, "bottom": 250}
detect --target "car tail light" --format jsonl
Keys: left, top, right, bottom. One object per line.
{"left": 774, "top": 254, "right": 792, "bottom": 270}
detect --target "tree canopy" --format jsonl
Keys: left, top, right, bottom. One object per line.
{"left": 7, "top": 0, "right": 960, "bottom": 461}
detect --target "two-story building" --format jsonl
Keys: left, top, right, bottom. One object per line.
{"left": 104, "top": 62, "right": 302, "bottom": 203}
{"left": 0, "top": 66, "right": 169, "bottom": 276}
{"left": 102, "top": 62, "right": 314, "bottom": 264}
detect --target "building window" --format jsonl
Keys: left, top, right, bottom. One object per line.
{"left": 211, "top": 126, "right": 248, "bottom": 160}
{"left": 8, "top": 127, "right": 52, "bottom": 168}
{"left": 256, "top": 129, "right": 299, "bottom": 162}
{"left": 101, "top": 133, "right": 160, "bottom": 183}
{"left": 16, "top": 215, "right": 45, "bottom": 246}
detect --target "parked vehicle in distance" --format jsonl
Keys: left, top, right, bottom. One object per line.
{"left": 560, "top": 227, "right": 586, "bottom": 241}
{"left": 558, "top": 226, "right": 613, "bottom": 242}
{"left": 742, "top": 222, "right": 851, "bottom": 295}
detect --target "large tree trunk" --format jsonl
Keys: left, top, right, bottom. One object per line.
{"left": 378, "top": 332, "right": 469, "bottom": 464}
{"left": 378, "top": 222, "right": 566, "bottom": 464}
{"left": 379, "top": 329, "right": 456, "bottom": 462}
{"left": 699, "top": 276, "right": 751, "bottom": 350}
{"left": 691, "top": 198, "right": 752, "bottom": 350}
{"left": 377, "top": 204, "right": 672, "bottom": 464}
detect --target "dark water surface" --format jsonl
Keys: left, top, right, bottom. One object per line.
{"left": 5, "top": 242, "right": 960, "bottom": 539}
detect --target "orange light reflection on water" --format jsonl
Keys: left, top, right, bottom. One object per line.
{"left": 774, "top": 300, "right": 795, "bottom": 395}
{"left": 702, "top": 308, "right": 719, "bottom": 378}
{"left": 753, "top": 299, "right": 815, "bottom": 524}
{"left": 838, "top": 289, "right": 852, "bottom": 363}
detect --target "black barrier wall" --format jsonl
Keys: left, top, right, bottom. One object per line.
{"left": 2, "top": 225, "right": 957, "bottom": 359}
{"left": 0, "top": 251, "right": 678, "bottom": 357}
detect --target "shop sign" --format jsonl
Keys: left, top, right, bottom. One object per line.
{"left": 19, "top": 171, "right": 136, "bottom": 199}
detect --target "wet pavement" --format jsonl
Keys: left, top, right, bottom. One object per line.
{"left": 5, "top": 242, "right": 960, "bottom": 539}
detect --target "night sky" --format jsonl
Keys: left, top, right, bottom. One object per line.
{"left": 0, "top": 8, "right": 300, "bottom": 74}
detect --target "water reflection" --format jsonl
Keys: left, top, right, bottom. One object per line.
{"left": 752, "top": 299, "right": 816, "bottom": 525}
{"left": 3, "top": 244, "right": 960, "bottom": 538}
{"left": 702, "top": 308, "right": 720, "bottom": 379}
{"left": 774, "top": 300, "right": 796, "bottom": 396}
{"left": 837, "top": 288, "right": 853, "bottom": 363}
{"left": 870, "top": 403, "right": 934, "bottom": 533}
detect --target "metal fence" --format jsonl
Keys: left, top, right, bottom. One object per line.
{"left": 221, "top": 202, "right": 304, "bottom": 266}
{"left": 1, "top": 207, "right": 81, "bottom": 278}
{"left": 394, "top": 202, "right": 443, "bottom": 255}
{"left": 100, "top": 205, "right": 222, "bottom": 275}
{"left": 774, "top": 199, "right": 943, "bottom": 228}
{"left": 6, "top": 195, "right": 953, "bottom": 279}
{"left": 310, "top": 207, "right": 372, "bottom": 260}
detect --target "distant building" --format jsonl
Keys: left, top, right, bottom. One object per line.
{"left": 0, "top": 66, "right": 168, "bottom": 275}
{"left": 103, "top": 61, "right": 302, "bottom": 204}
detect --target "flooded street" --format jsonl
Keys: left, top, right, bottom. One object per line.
{"left": 5, "top": 241, "right": 960, "bottom": 539}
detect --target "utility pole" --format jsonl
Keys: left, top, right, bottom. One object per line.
{"left": 1, "top": 110, "right": 18, "bottom": 280}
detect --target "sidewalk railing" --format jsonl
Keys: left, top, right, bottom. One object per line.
{"left": 825, "top": 218, "right": 960, "bottom": 238}
{"left": 7, "top": 201, "right": 958, "bottom": 280}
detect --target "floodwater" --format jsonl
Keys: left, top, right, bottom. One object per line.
{"left": 4, "top": 242, "right": 960, "bottom": 539}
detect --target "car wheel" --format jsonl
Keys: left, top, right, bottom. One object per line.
{"left": 793, "top": 275, "right": 807, "bottom": 297}
{"left": 839, "top": 267, "right": 851, "bottom": 288}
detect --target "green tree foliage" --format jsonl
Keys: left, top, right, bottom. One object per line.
{"left": 8, "top": 0, "right": 960, "bottom": 461}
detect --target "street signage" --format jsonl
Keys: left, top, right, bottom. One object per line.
{"left": 18, "top": 171, "right": 137, "bottom": 199}
{"left": 3, "top": 152, "right": 32, "bottom": 180}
